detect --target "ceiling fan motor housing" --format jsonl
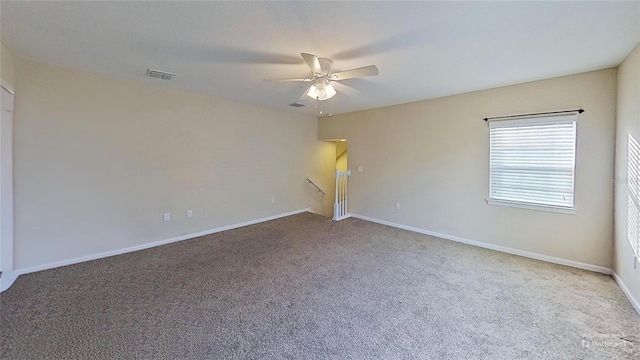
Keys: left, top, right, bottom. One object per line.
{"left": 318, "top": 58, "right": 334, "bottom": 76}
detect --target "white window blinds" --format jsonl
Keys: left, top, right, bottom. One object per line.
{"left": 489, "top": 113, "right": 577, "bottom": 210}
{"left": 627, "top": 134, "right": 640, "bottom": 258}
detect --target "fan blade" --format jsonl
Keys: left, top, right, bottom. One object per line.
{"left": 263, "top": 78, "right": 313, "bottom": 82}
{"left": 332, "top": 65, "right": 379, "bottom": 81}
{"left": 331, "top": 81, "right": 358, "bottom": 97}
{"left": 301, "top": 53, "right": 322, "bottom": 75}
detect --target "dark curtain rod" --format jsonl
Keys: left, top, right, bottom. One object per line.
{"left": 484, "top": 109, "right": 584, "bottom": 122}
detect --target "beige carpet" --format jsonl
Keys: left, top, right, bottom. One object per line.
{"left": 1, "top": 212, "right": 639, "bottom": 359}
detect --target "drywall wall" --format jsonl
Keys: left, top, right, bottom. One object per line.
{"left": 1, "top": 42, "right": 16, "bottom": 90}
{"left": 319, "top": 69, "right": 617, "bottom": 268}
{"left": 0, "top": 41, "right": 16, "bottom": 275}
{"left": 614, "top": 43, "right": 640, "bottom": 307}
{"left": 336, "top": 141, "right": 348, "bottom": 171}
{"left": 336, "top": 151, "right": 348, "bottom": 172}
{"left": 12, "top": 58, "right": 335, "bottom": 269}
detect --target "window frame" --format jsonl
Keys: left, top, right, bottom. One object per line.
{"left": 486, "top": 113, "right": 578, "bottom": 215}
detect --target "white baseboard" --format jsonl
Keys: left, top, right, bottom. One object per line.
{"left": 0, "top": 208, "right": 311, "bottom": 292}
{"left": 612, "top": 271, "right": 640, "bottom": 316}
{"left": 333, "top": 213, "right": 352, "bottom": 221}
{"left": 350, "top": 213, "right": 612, "bottom": 275}
{"left": 0, "top": 271, "right": 19, "bottom": 292}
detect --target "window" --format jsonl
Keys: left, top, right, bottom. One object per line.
{"left": 627, "top": 134, "right": 640, "bottom": 258}
{"left": 487, "top": 113, "right": 577, "bottom": 214}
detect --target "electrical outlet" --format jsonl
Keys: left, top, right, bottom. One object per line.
{"left": 163, "top": 212, "right": 171, "bottom": 222}
{"left": 270, "top": 196, "right": 276, "bottom": 204}
{"left": 358, "top": 165, "right": 363, "bottom": 173}
{"left": 186, "top": 209, "right": 193, "bottom": 218}
{"left": 395, "top": 202, "right": 400, "bottom": 210}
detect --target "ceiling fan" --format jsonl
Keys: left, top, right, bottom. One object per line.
{"left": 264, "top": 53, "right": 379, "bottom": 112}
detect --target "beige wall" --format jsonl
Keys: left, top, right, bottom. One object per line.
{"left": 13, "top": 58, "right": 335, "bottom": 269}
{"left": 1, "top": 42, "right": 16, "bottom": 90}
{"left": 614, "top": 44, "right": 640, "bottom": 305}
{"left": 0, "top": 41, "right": 15, "bottom": 274}
{"left": 319, "top": 69, "right": 617, "bottom": 268}
{"left": 336, "top": 151, "right": 348, "bottom": 172}
{"left": 336, "top": 141, "right": 348, "bottom": 171}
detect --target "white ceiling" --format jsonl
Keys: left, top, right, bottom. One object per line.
{"left": 1, "top": 1, "right": 639, "bottom": 116}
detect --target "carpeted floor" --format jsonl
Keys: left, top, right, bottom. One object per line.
{"left": 1, "top": 212, "right": 639, "bottom": 359}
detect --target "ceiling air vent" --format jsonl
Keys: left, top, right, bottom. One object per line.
{"left": 289, "top": 102, "right": 306, "bottom": 108}
{"left": 146, "top": 69, "right": 177, "bottom": 81}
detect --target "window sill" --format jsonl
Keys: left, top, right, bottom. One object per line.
{"left": 486, "top": 199, "right": 576, "bottom": 215}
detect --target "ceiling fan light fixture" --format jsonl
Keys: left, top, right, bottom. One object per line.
{"left": 325, "top": 83, "right": 337, "bottom": 99}
{"left": 307, "top": 84, "right": 318, "bottom": 99}
{"left": 307, "top": 81, "right": 337, "bottom": 101}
